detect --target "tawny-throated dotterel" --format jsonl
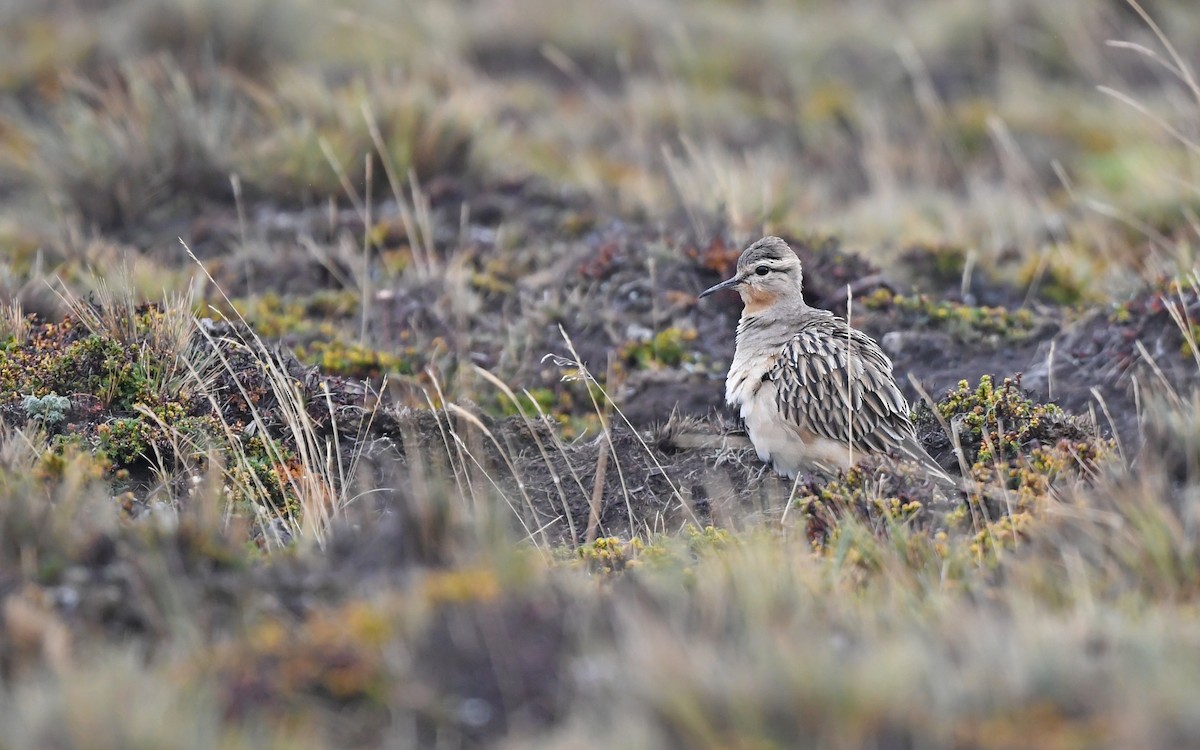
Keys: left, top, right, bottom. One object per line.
{"left": 699, "top": 236, "right": 955, "bottom": 486}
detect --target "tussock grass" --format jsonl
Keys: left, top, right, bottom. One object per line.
{"left": 0, "top": 0, "right": 309, "bottom": 95}
{"left": 244, "top": 69, "right": 482, "bottom": 204}
{"left": 1, "top": 650, "right": 317, "bottom": 750}
{"left": 27, "top": 57, "right": 248, "bottom": 232}
{"left": 3, "top": 0, "right": 1197, "bottom": 290}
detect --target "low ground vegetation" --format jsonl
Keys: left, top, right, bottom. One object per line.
{"left": 1, "top": 0, "right": 1200, "bottom": 747}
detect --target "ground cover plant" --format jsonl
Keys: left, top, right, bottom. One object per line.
{"left": 1, "top": 0, "right": 1200, "bottom": 747}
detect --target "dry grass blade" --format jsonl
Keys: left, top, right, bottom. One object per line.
{"left": 425, "top": 373, "right": 477, "bottom": 511}
{"left": 1122, "top": 0, "right": 1200, "bottom": 106}
{"left": 0, "top": 301, "right": 27, "bottom": 341}
{"left": 362, "top": 99, "right": 433, "bottom": 279}
{"left": 445, "top": 401, "right": 550, "bottom": 552}
{"left": 586, "top": 435, "right": 608, "bottom": 546}
{"left": 318, "top": 135, "right": 366, "bottom": 221}
{"left": 473, "top": 365, "right": 583, "bottom": 546}
{"left": 1096, "top": 86, "right": 1200, "bottom": 158}
{"left": 182, "top": 240, "right": 358, "bottom": 548}
{"left": 555, "top": 325, "right": 699, "bottom": 528}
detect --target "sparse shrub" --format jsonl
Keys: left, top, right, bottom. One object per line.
{"left": 577, "top": 536, "right": 644, "bottom": 574}
{"left": 106, "top": 0, "right": 310, "bottom": 80}
{"left": 1017, "top": 252, "right": 1092, "bottom": 306}
{"left": 795, "top": 463, "right": 931, "bottom": 547}
{"left": 96, "top": 416, "right": 153, "bottom": 467}
{"left": 0, "top": 303, "right": 194, "bottom": 412}
{"left": 21, "top": 394, "right": 69, "bottom": 426}
{"left": 929, "top": 375, "right": 1090, "bottom": 471}
{"left": 900, "top": 243, "right": 968, "bottom": 291}
{"left": 572, "top": 527, "right": 734, "bottom": 575}
{"left": 227, "top": 434, "right": 303, "bottom": 517}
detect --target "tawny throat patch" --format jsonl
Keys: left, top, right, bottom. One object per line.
{"left": 741, "top": 287, "right": 778, "bottom": 316}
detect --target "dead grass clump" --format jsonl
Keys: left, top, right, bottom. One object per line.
{"left": 1, "top": 650, "right": 318, "bottom": 750}
{"left": 104, "top": 0, "right": 311, "bottom": 81}
{"left": 0, "top": 0, "right": 311, "bottom": 98}
{"left": 245, "top": 70, "right": 481, "bottom": 204}
{"left": 27, "top": 57, "right": 250, "bottom": 231}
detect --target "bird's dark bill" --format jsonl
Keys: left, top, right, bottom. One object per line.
{"left": 698, "top": 276, "right": 741, "bottom": 298}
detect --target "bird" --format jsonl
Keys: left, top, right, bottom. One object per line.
{"left": 698, "top": 236, "right": 956, "bottom": 487}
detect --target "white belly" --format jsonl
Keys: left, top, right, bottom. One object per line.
{"left": 728, "top": 369, "right": 851, "bottom": 479}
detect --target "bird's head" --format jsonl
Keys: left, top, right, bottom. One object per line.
{"left": 698, "top": 236, "right": 803, "bottom": 314}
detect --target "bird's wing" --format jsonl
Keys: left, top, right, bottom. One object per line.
{"left": 767, "top": 315, "right": 917, "bottom": 456}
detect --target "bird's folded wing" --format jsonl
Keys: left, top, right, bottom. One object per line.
{"left": 767, "top": 318, "right": 915, "bottom": 455}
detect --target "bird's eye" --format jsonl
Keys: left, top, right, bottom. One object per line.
{"left": 755, "top": 265, "right": 770, "bottom": 276}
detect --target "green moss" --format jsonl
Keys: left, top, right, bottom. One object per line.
{"left": 485, "top": 387, "right": 565, "bottom": 420}
{"left": 295, "top": 339, "right": 416, "bottom": 378}
{"left": 217, "top": 291, "right": 430, "bottom": 379}
{"left": 865, "top": 290, "right": 1038, "bottom": 343}
{"left": 571, "top": 526, "right": 736, "bottom": 575}
{"left": 216, "top": 291, "right": 358, "bottom": 340}
{"left": 619, "top": 327, "right": 698, "bottom": 369}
